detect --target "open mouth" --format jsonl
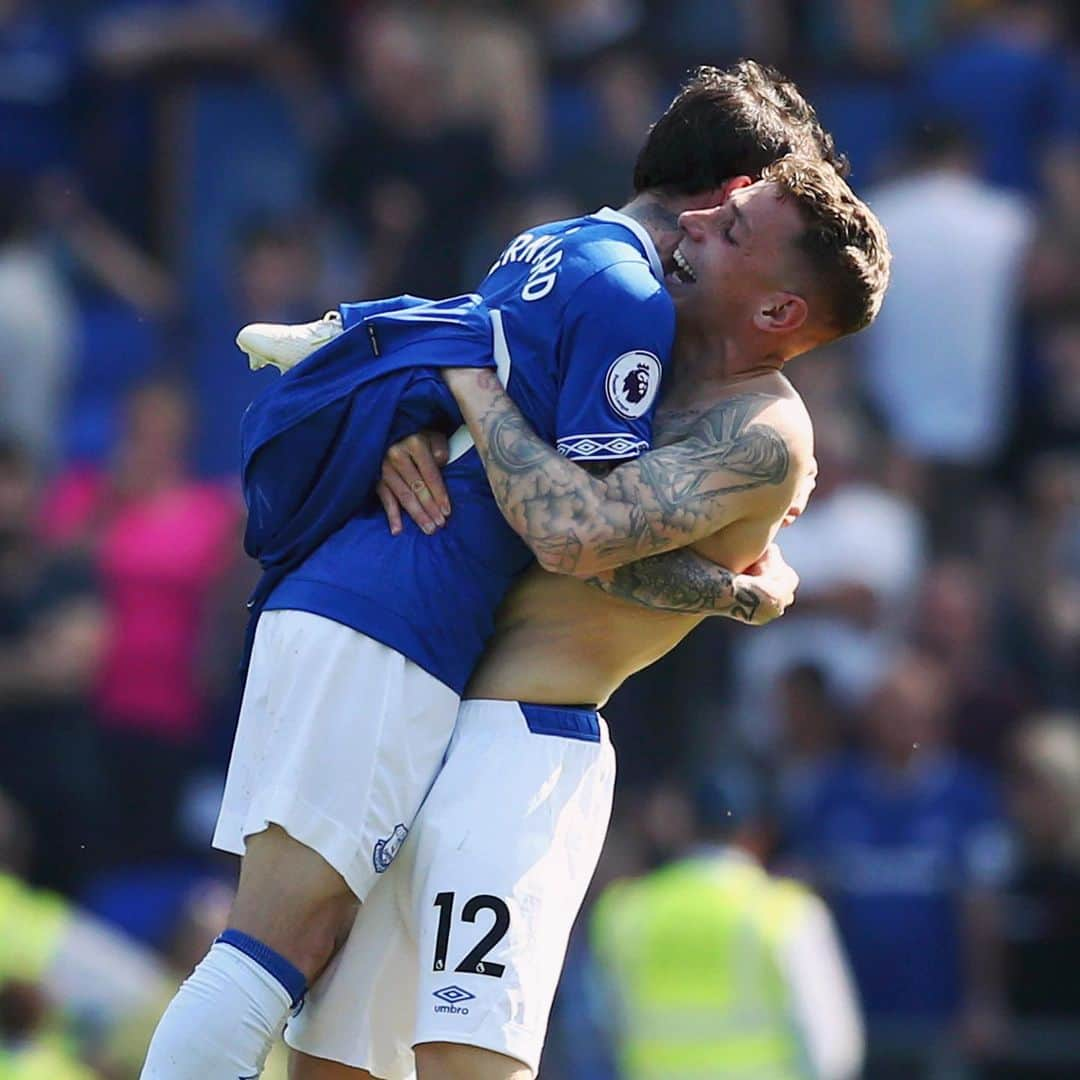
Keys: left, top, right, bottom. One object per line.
{"left": 670, "top": 246, "right": 697, "bottom": 285}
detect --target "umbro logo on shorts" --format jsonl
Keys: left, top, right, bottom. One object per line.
{"left": 372, "top": 823, "right": 409, "bottom": 873}
{"left": 432, "top": 985, "right": 475, "bottom": 1015}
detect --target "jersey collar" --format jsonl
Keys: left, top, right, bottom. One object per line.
{"left": 592, "top": 206, "right": 665, "bottom": 284}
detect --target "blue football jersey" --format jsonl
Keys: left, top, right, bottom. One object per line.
{"left": 265, "top": 209, "right": 675, "bottom": 693}
{"left": 793, "top": 753, "right": 1009, "bottom": 1020}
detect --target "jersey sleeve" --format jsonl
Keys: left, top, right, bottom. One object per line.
{"left": 555, "top": 260, "right": 675, "bottom": 463}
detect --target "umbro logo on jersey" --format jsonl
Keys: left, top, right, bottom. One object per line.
{"left": 433, "top": 984, "right": 475, "bottom": 1015}
{"left": 372, "top": 823, "right": 409, "bottom": 873}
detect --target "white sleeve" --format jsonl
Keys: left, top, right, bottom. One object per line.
{"left": 778, "top": 896, "right": 865, "bottom": 1080}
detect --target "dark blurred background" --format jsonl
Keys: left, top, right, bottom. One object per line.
{"left": 0, "top": 1, "right": 1077, "bottom": 1077}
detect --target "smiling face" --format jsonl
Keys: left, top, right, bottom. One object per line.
{"left": 666, "top": 180, "right": 813, "bottom": 351}
{"left": 664, "top": 155, "right": 892, "bottom": 360}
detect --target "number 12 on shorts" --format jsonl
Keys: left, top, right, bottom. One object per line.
{"left": 432, "top": 891, "right": 511, "bottom": 978}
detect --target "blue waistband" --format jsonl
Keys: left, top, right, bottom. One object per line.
{"left": 519, "top": 702, "right": 600, "bottom": 743}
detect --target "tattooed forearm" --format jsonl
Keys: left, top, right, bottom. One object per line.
{"left": 584, "top": 549, "right": 765, "bottom": 622}
{"left": 488, "top": 412, "right": 550, "bottom": 472}
{"left": 444, "top": 368, "right": 790, "bottom": 576}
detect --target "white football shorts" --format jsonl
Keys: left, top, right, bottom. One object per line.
{"left": 212, "top": 609, "right": 460, "bottom": 900}
{"left": 284, "top": 698, "right": 616, "bottom": 1077}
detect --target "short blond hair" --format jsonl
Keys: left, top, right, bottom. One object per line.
{"left": 762, "top": 154, "right": 891, "bottom": 339}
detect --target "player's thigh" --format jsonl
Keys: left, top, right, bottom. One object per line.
{"left": 228, "top": 823, "right": 359, "bottom": 982}
{"left": 214, "top": 611, "right": 460, "bottom": 906}
{"left": 415, "top": 1042, "right": 532, "bottom": 1080}
{"left": 284, "top": 848, "right": 419, "bottom": 1078}
{"left": 289, "top": 1050, "right": 378, "bottom": 1080}
{"left": 408, "top": 700, "right": 616, "bottom": 1075}
{"left": 213, "top": 611, "right": 459, "bottom": 979}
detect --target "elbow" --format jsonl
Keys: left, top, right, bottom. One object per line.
{"left": 535, "top": 550, "right": 615, "bottom": 580}
{"left": 528, "top": 531, "right": 606, "bottom": 578}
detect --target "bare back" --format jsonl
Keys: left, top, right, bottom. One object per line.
{"left": 468, "top": 371, "right": 813, "bottom": 705}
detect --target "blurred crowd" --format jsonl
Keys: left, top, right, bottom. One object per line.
{"left": 0, "top": 0, "right": 1077, "bottom": 1077}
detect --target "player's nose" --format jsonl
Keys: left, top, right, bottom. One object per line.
{"left": 676, "top": 209, "right": 709, "bottom": 241}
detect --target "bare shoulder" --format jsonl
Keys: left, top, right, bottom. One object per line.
{"left": 679, "top": 382, "right": 813, "bottom": 571}
{"left": 766, "top": 376, "right": 814, "bottom": 474}
{"left": 656, "top": 373, "right": 812, "bottom": 481}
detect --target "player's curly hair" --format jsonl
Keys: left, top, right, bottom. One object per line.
{"left": 634, "top": 60, "right": 848, "bottom": 196}
{"left": 762, "top": 155, "right": 891, "bottom": 340}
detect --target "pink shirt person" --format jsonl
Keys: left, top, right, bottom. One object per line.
{"left": 42, "top": 382, "right": 240, "bottom": 744}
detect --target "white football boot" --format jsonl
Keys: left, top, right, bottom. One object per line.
{"left": 236, "top": 310, "right": 344, "bottom": 373}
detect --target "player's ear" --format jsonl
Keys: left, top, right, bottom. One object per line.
{"left": 754, "top": 293, "right": 808, "bottom": 334}
{"left": 719, "top": 175, "right": 753, "bottom": 202}
{"left": 679, "top": 176, "right": 751, "bottom": 210}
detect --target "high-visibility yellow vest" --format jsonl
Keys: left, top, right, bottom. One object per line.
{"left": 591, "top": 853, "right": 813, "bottom": 1080}
{"left": 0, "top": 1039, "right": 99, "bottom": 1080}
{"left": 0, "top": 872, "right": 70, "bottom": 984}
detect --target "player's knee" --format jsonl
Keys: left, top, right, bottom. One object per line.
{"left": 229, "top": 825, "right": 359, "bottom": 981}
{"left": 415, "top": 1042, "right": 532, "bottom": 1080}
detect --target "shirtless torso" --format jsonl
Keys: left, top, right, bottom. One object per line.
{"left": 469, "top": 369, "right": 814, "bottom": 706}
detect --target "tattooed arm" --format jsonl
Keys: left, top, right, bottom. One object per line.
{"left": 443, "top": 367, "right": 795, "bottom": 577}
{"left": 584, "top": 543, "right": 798, "bottom": 624}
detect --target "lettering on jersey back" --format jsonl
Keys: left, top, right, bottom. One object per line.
{"left": 488, "top": 232, "right": 564, "bottom": 302}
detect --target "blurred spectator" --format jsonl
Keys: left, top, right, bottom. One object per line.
{"left": 559, "top": 50, "right": 663, "bottom": 210}
{"left": 0, "top": 175, "right": 76, "bottom": 467}
{"left": 0, "top": 0, "right": 80, "bottom": 179}
{"left": 0, "top": 863, "right": 171, "bottom": 1070}
{"left": 86, "top": 0, "right": 284, "bottom": 78}
{"left": 35, "top": 175, "right": 176, "bottom": 467}
{"left": 802, "top": 0, "right": 946, "bottom": 71}
{"left": 0, "top": 977, "right": 99, "bottom": 1079}
{"left": 319, "top": 6, "right": 504, "bottom": 298}
{"left": 914, "top": 0, "right": 1078, "bottom": 194}
{"left": 643, "top": 0, "right": 790, "bottom": 73}
{"left": 1006, "top": 316, "right": 1080, "bottom": 704}
{"left": 774, "top": 662, "right": 850, "bottom": 830}
{"left": 40, "top": 382, "right": 239, "bottom": 868}
{"left": 193, "top": 216, "right": 323, "bottom": 479}
{"left": 592, "top": 768, "right": 864, "bottom": 1079}
{"left": 911, "top": 559, "right": 1028, "bottom": 766}
{"left": 0, "top": 787, "right": 165, "bottom": 1079}
{"left": 78, "top": 1, "right": 284, "bottom": 246}
{"left": 792, "top": 651, "right": 1012, "bottom": 1076}
{"left": 0, "top": 439, "right": 106, "bottom": 894}
{"left": 860, "top": 123, "right": 1035, "bottom": 550}
{"left": 545, "top": 812, "right": 649, "bottom": 1080}
{"left": 1013, "top": 310, "right": 1080, "bottom": 484}
{"left": 1008, "top": 448, "right": 1080, "bottom": 705}
{"left": 435, "top": 4, "right": 547, "bottom": 178}
{"left": 733, "top": 347, "right": 926, "bottom": 745}
{"left": 39, "top": 177, "right": 177, "bottom": 321}
{"left": 532, "top": 0, "right": 645, "bottom": 71}
{"left": 793, "top": 0, "right": 949, "bottom": 184}
{"left": 993, "top": 713, "right": 1080, "bottom": 1078}
{"left": 0, "top": 786, "right": 287, "bottom": 1079}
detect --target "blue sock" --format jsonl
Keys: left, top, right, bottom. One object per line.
{"left": 216, "top": 929, "right": 307, "bottom": 1008}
